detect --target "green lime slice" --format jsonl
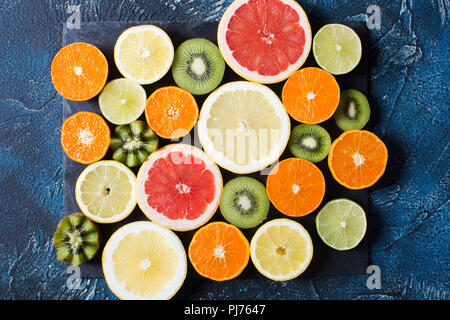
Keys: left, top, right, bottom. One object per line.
{"left": 313, "top": 24, "right": 362, "bottom": 75}
{"left": 315, "top": 198, "right": 367, "bottom": 250}
{"left": 99, "top": 78, "right": 147, "bottom": 125}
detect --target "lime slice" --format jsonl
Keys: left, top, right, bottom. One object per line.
{"left": 75, "top": 160, "right": 137, "bottom": 223}
{"left": 99, "top": 78, "right": 147, "bottom": 125}
{"left": 315, "top": 198, "right": 367, "bottom": 250}
{"left": 313, "top": 24, "right": 362, "bottom": 75}
{"left": 114, "top": 25, "right": 174, "bottom": 84}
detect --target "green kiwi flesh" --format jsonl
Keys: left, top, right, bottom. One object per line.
{"left": 171, "top": 38, "right": 225, "bottom": 95}
{"left": 288, "top": 124, "right": 331, "bottom": 163}
{"left": 220, "top": 177, "right": 269, "bottom": 229}
{"left": 53, "top": 213, "right": 100, "bottom": 266}
{"left": 334, "top": 89, "right": 371, "bottom": 131}
{"left": 110, "top": 120, "right": 158, "bottom": 167}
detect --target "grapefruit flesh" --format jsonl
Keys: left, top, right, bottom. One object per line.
{"left": 218, "top": 0, "right": 311, "bottom": 83}
{"left": 137, "top": 144, "right": 222, "bottom": 231}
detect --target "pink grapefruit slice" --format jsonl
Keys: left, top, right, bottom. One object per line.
{"left": 217, "top": 0, "right": 312, "bottom": 84}
{"left": 136, "top": 144, "right": 223, "bottom": 231}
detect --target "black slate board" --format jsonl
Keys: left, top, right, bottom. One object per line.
{"left": 63, "top": 20, "right": 369, "bottom": 279}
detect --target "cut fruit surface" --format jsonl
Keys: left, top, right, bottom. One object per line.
{"left": 99, "top": 78, "right": 147, "bottom": 125}
{"left": 114, "top": 25, "right": 174, "bottom": 84}
{"left": 61, "top": 111, "right": 110, "bottom": 164}
{"left": 313, "top": 24, "right": 362, "bottom": 75}
{"left": 53, "top": 213, "right": 100, "bottom": 266}
{"left": 288, "top": 124, "right": 331, "bottom": 163}
{"left": 110, "top": 121, "right": 159, "bottom": 168}
{"left": 217, "top": 0, "right": 312, "bottom": 83}
{"left": 282, "top": 67, "right": 340, "bottom": 124}
{"left": 316, "top": 199, "right": 367, "bottom": 251}
{"left": 75, "top": 160, "right": 137, "bottom": 223}
{"left": 250, "top": 218, "right": 313, "bottom": 281}
{"left": 220, "top": 176, "right": 269, "bottom": 229}
{"left": 198, "top": 81, "right": 290, "bottom": 174}
{"left": 136, "top": 144, "right": 222, "bottom": 231}
{"left": 334, "top": 89, "right": 371, "bottom": 131}
{"left": 188, "top": 222, "right": 249, "bottom": 281}
{"left": 328, "top": 130, "right": 388, "bottom": 190}
{"left": 171, "top": 38, "right": 225, "bottom": 95}
{"left": 51, "top": 42, "right": 108, "bottom": 101}
{"left": 267, "top": 158, "right": 325, "bottom": 217}
{"left": 145, "top": 86, "right": 199, "bottom": 139}
{"left": 102, "top": 221, "right": 187, "bottom": 300}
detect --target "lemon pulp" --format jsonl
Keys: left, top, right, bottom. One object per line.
{"left": 250, "top": 219, "right": 313, "bottom": 281}
{"left": 115, "top": 25, "right": 174, "bottom": 84}
{"left": 199, "top": 82, "right": 290, "bottom": 174}
{"left": 112, "top": 230, "right": 179, "bottom": 297}
{"left": 76, "top": 161, "right": 136, "bottom": 223}
{"left": 207, "top": 89, "right": 282, "bottom": 166}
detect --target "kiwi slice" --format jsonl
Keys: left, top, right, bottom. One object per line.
{"left": 288, "top": 124, "right": 331, "bottom": 163}
{"left": 220, "top": 177, "right": 270, "bottom": 229}
{"left": 334, "top": 89, "right": 371, "bottom": 131}
{"left": 171, "top": 38, "right": 225, "bottom": 95}
{"left": 53, "top": 213, "right": 100, "bottom": 266}
{"left": 110, "top": 120, "right": 158, "bottom": 167}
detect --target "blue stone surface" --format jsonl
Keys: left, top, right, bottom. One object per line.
{"left": 0, "top": 0, "right": 448, "bottom": 300}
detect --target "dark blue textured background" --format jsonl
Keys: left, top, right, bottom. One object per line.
{"left": 0, "top": 0, "right": 448, "bottom": 300}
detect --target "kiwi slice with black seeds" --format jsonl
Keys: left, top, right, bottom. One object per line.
{"left": 171, "top": 38, "right": 225, "bottom": 95}
{"left": 110, "top": 120, "right": 158, "bottom": 167}
{"left": 334, "top": 89, "right": 371, "bottom": 131}
{"left": 53, "top": 213, "right": 100, "bottom": 266}
{"left": 288, "top": 124, "right": 331, "bottom": 163}
{"left": 220, "top": 177, "right": 269, "bottom": 229}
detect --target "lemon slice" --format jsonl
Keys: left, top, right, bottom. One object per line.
{"left": 197, "top": 81, "right": 291, "bottom": 174}
{"left": 102, "top": 221, "right": 187, "bottom": 300}
{"left": 114, "top": 25, "right": 174, "bottom": 84}
{"left": 250, "top": 218, "right": 313, "bottom": 281}
{"left": 75, "top": 160, "right": 136, "bottom": 223}
{"left": 99, "top": 78, "right": 147, "bottom": 125}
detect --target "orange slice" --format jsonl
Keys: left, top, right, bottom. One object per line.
{"left": 61, "top": 111, "right": 110, "bottom": 164}
{"left": 282, "top": 67, "right": 340, "bottom": 124}
{"left": 328, "top": 129, "right": 388, "bottom": 190}
{"left": 145, "top": 86, "right": 199, "bottom": 139}
{"left": 51, "top": 42, "right": 108, "bottom": 101}
{"left": 267, "top": 158, "right": 325, "bottom": 217}
{"left": 188, "top": 222, "right": 249, "bottom": 281}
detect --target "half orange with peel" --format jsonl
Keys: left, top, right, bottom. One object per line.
{"left": 328, "top": 129, "right": 388, "bottom": 190}
{"left": 61, "top": 111, "right": 110, "bottom": 164}
{"left": 266, "top": 158, "right": 325, "bottom": 217}
{"left": 145, "top": 86, "right": 199, "bottom": 139}
{"left": 188, "top": 221, "right": 249, "bottom": 281}
{"left": 282, "top": 67, "right": 340, "bottom": 124}
{"left": 51, "top": 42, "right": 108, "bottom": 101}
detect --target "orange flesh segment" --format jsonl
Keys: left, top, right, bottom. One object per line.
{"left": 267, "top": 158, "right": 325, "bottom": 217}
{"left": 188, "top": 222, "right": 249, "bottom": 281}
{"left": 329, "top": 130, "right": 388, "bottom": 189}
{"left": 60, "top": 111, "right": 110, "bottom": 164}
{"left": 145, "top": 87, "right": 198, "bottom": 139}
{"left": 51, "top": 42, "right": 108, "bottom": 101}
{"left": 282, "top": 67, "right": 340, "bottom": 124}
